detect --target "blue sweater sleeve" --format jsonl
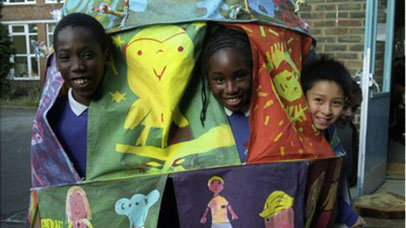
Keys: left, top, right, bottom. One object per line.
{"left": 336, "top": 171, "right": 359, "bottom": 227}
{"left": 337, "top": 196, "right": 358, "bottom": 227}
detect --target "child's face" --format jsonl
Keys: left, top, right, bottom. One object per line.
{"left": 207, "top": 47, "right": 252, "bottom": 113}
{"left": 341, "top": 92, "right": 362, "bottom": 122}
{"left": 56, "top": 26, "right": 108, "bottom": 106}
{"left": 209, "top": 180, "right": 224, "bottom": 194}
{"left": 305, "top": 80, "right": 344, "bottom": 131}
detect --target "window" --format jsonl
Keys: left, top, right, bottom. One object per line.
{"left": 46, "top": 23, "right": 56, "bottom": 48}
{"left": 45, "top": 0, "right": 64, "bottom": 3}
{"left": 1, "top": 0, "right": 36, "bottom": 5}
{"left": 7, "top": 24, "right": 40, "bottom": 80}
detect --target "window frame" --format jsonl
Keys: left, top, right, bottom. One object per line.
{"left": 1, "top": 0, "right": 36, "bottom": 5}
{"left": 44, "top": 0, "right": 64, "bottom": 4}
{"left": 7, "top": 24, "right": 40, "bottom": 80}
{"left": 3, "top": 20, "right": 57, "bottom": 80}
{"left": 46, "top": 23, "right": 57, "bottom": 48}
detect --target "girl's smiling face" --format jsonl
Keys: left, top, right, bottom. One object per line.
{"left": 207, "top": 47, "right": 252, "bottom": 113}
{"left": 55, "top": 26, "right": 109, "bottom": 106}
{"left": 305, "top": 80, "right": 344, "bottom": 131}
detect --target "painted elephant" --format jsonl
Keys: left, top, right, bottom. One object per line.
{"left": 115, "top": 190, "right": 160, "bottom": 228}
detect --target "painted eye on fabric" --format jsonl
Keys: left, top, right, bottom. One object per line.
{"left": 221, "top": 205, "right": 226, "bottom": 208}
{"left": 178, "top": 46, "right": 184, "bottom": 52}
{"left": 259, "top": 4, "right": 268, "bottom": 14}
{"left": 135, "top": 202, "right": 139, "bottom": 206}
{"left": 137, "top": 50, "right": 142, "bottom": 56}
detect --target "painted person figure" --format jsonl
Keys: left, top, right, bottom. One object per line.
{"left": 66, "top": 186, "right": 93, "bottom": 228}
{"left": 200, "top": 25, "right": 253, "bottom": 163}
{"left": 301, "top": 56, "right": 365, "bottom": 228}
{"left": 259, "top": 191, "right": 295, "bottom": 228}
{"left": 47, "top": 13, "right": 112, "bottom": 178}
{"left": 200, "top": 176, "right": 239, "bottom": 228}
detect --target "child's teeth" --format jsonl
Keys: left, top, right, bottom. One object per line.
{"left": 74, "top": 78, "right": 88, "bottom": 86}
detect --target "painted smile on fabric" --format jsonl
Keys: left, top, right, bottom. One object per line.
{"left": 208, "top": 47, "right": 252, "bottom": 113}
{"left": 55, "top": 26, "right": 109, "bottom": 106}
{"left": 122, "top": 24, "right": 200, "bottom": 148}
{"left": 306, "top": 81, "right": 344, "bottom": 131}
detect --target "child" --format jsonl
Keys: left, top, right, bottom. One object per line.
{"left": 301, "top": 56, "right": 365, "bottom": 228}
{"left": 336, "top": 81, "right": 362, "bottom": 187}
{"left": 47, "top": 13, "right": 111, "bottom": 178}
{"left": 200, "top": 26, "right": 252, "bottom": 163}
{"left": 200, "top": 176, "right": 239, "bottom": 227}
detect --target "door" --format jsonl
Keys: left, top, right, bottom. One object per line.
{"left": 357, "top": 0, "right": 396, "bottom": 195}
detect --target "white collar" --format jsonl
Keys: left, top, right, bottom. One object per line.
{"left": 68, "top": 88, "right": 88, "bottom": 116}
{"left": 224, "top": 107, "right": 250, "bottom": 117}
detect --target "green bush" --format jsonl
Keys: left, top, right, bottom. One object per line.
{"left": 0, "top": 83, "right": 42, "bottom": 107}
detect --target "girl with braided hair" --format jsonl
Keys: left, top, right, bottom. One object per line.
{"left": 200, "top": 25, "right": 253, "bottom": 163}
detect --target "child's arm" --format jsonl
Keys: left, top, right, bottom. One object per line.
{"left": 227, "top": 205, "right": 239, "bottom": 220}
{"left": 200, "top": 207, "right": 209, "bottom": 224}
{"left": 336, "top": 170, "right": 365, "bottom": 227}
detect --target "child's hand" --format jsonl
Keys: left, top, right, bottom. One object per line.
{"left": 200, "top": 217, "right": 207, "bottom": 224}
{"left": 351, "top": 216, "right": 366, "bottom": 227}
{"left": 231, "top": 214, "right": 239, "bottom": 220}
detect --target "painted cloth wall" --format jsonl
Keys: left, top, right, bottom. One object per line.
{"left": 28, "top": 1, "right": 341, "bottom": 227}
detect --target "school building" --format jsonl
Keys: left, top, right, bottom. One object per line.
{"left": 1, "top": 0, "right": 63, "bottom": 84}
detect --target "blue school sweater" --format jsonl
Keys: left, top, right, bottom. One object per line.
{"left": 225, "top": 109, "right": 250, "bottom": 163}
{"left": 48, "top": 90, "right": 88, "bottom": 178}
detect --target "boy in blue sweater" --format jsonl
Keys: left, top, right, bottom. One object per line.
{"left": 301, "top": 56, "right": 365, "bottom": 227}
{"left": 47, "top": 13, "right": 111, "bottom": 178}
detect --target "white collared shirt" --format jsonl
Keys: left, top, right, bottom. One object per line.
{"left": 224, "top": 107, "right": 250, "bottom": 117}
{"left": 68, "top": 89, "right": 88, "bottom": 116}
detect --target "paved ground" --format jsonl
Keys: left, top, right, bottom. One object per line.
{"left": 1, "top": 108, "right": 36, "bottom": 228}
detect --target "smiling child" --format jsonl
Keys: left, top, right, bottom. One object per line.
{"left": 200, "top": 26, "right": 252, "bottom": 162}
{"left": 47, "top": 13, "right": 111, "bottom": 178}
{"left": 301, "top": 56, "right": 365, "bottom": 228}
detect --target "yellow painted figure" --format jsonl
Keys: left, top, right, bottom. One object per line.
{"left": 259, "top": 191, "right": 294, "bottom": 228}
{"left": 123, "top": 24, "right": 204, "bottom": 148}
{"left": 200, "top": 176, "right": 239, "bottom": 228}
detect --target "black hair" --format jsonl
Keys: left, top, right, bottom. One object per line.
{"left": 53, "top": 12, "right": 112, "bottom": 52}
{"left": 349, "top": 79, "right": 362, "bottom": 100}
{"left": 199, "top": 25, "right": 252, "bottom": 125}
{"left": 301, "top": 55, "right": 352, "bottom": 98}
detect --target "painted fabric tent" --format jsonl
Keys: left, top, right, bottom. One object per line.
{"left": 29, "top": 0, "right": 343, "bottom": 227}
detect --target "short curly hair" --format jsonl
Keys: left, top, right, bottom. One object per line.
{"left": 53, "top": 12, "right": 112, "bottom": 52}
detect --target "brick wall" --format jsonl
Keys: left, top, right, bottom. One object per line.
{"left": 298, "top": 0, "right": 367, "bottom": 77}
{"left": 2, "top": 0, "right": 62, "bottom": 21}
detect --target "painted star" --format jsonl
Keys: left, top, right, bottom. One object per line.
{"left": 112, "top": 35, "right": 125, "bottom": 47}
{"left": 110, "top": 91, "right": 127, "bottom": 103}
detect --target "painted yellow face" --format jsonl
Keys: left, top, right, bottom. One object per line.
{"left": 125, "top": 25, "right": 195, "bottom": 104}
{"left": 273, "top": 69, "right": 302, "bottom": 102}
{"left": 123, "top": 24, "right": 201, "bottom": 148}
